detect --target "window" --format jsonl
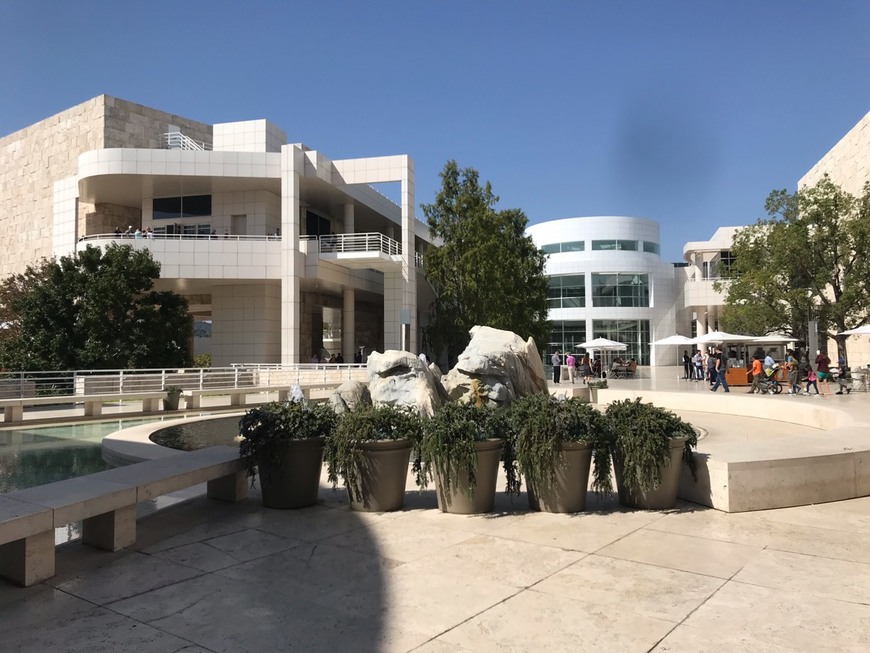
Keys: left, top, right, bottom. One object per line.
{"left": 591, "top": 239, "right": 638, "bottom": 251}
{"left": 642, "top": 241, "right": 660, "bottom": 254}
{"left": 548, "top": 275, "right": 585, "bottom": 309}
{"left": 592, "top": 319, "right": 651, "bottom": 365}
{"left": 591, "top": 273, "right": 649, "bottom": 307}
{"left": 548, "top": 321, "right": 586, "bottom": 358}
{"left": 541, "top": 240, "right": 584, "bottom": 254}
{"left": 152, "top": 195, "right": 212, "bottom": 219}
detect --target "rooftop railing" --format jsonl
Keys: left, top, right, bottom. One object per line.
{"left": 163, "top": 131, "right": 213, "bottom": 151}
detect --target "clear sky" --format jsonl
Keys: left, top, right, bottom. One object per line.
{"left": 2, "top": 1, "right": 868, "bottom": 261}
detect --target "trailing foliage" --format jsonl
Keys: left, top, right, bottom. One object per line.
{"left": 421, "top": 161, "right": 550, "bottom": 366}
{"left": 603, "top": 398, "right": 697, "bottom": 493}
{"left": 417, "top": 401, "right": 519, "bottom": 498}
{"left": 716, "top": 175, "right": 870, "bottom": 364}
{"left": 0, "top": 244, "right": 192, "bottom": 370}
{"left": 238, "top": 400, "right": 337, "bottom": 480}
{"left": 325, "top": 404, "right": 423, "bottom": 501}
{"left": 508, "top": 393, "right": 610, "bottom": 495}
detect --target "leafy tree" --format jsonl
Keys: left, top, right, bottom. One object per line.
{"left": 717, "top": 175, "right": 870, "bottom": 363}
{"left": 0, "top": 244, "right": 192, "bottom": 370}
{"left": 421, "top": 161, "right": 550, "bottom": 365}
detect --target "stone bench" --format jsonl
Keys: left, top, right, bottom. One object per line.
{"left": 0, "top": 391, "right": 168, "bottom": 422}
{"left": 183, "top": 383, "right": 342, "bottom": 409}
{"left": 0, "top": 446, "right": 245, "bottom": 586}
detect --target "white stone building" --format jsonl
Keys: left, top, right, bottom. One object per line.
{"left": 0, "top": 95, "right": 433, "bottom": 366}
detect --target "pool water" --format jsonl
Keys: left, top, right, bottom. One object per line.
{"left": 150, "top": 416, "right": 242, "bottom": 451}
{"left": 0, "top": 415, "right": 230, "bottom": 493}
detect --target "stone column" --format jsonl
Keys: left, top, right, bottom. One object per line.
{"left": 401, "top": 157, "right": 417, "bottom": 354}
{"left": 343, "top": 288, "right": 355, "bottom": 363}
{"left": 280, "top": 145, "right": 303, "bottom": 364}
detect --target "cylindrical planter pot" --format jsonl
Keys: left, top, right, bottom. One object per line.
{"left": 527, "top": 441, "right": 593, "bottom": 513}
{"left": 257, "top": 437, "right": 326, "bottom": 509}
{"left": 613, "top": 436, "right": 689, "bottom": 510}
{"left": 347, "top": 438, "right": 413, "bottom": 512}
{"left": 163, "top": 393, "right": 181, "bottom": 411}
{"left": 434, "top": 439, "right": 502, "bottom": 514}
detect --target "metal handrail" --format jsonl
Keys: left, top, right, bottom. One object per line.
{"left": 78, "top": 233, "right": 281, "bottom": 243}
{"left": 163, "top": 131, "right": 213, "bottom": 151}
{"left": 0, "top": 365, "right": 368, "bottom": 400}
{"left": 317, "top": 232, "right": 401, "bottom": 256}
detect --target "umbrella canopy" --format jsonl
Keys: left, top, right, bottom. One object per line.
{"left": 695, "top": 330, "right": 756, "bottom": 344}
{"left": 840, "top": 325, "right": 870, "bottom": 335}
{"left": 576, "top": 337, "right": 627, "bottom": 351}
{"left": 651, "top": 334, "right": 696, "bottom": 346}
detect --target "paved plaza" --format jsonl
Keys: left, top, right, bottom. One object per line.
{"left": 1, "top": 370, "right": 869, "bottom": 651}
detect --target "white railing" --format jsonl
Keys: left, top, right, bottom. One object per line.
{"left": 0, "top": 365, "right": 368, "bottom": 400}
{"left": 78, "top": 233, "right": 281, "bottom": 243}
{"left": 317, "top": 232, "right": 401, "bottom": 256}
{"left": 163, "top": 131, "right": 213, "bottom": 151}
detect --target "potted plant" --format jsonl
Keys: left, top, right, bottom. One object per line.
{"left": 509, "top": 393, "right": 609, "bottom": 513}
{"left": 163, "top": 385, "right": 184, "bottom": 411}
{"left": 238, "top": 400, "right": 337, "bottom": 509}
{"left": 603, "top": 398, "right": 698, "bottom": 510}
{"left": 417, "top": 399, "right": 519, "bottom": 514}
{"left": 325, "top": 403, "right": 423, "bottom": 512}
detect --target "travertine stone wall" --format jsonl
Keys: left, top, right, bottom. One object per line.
{"left": 0, "top": 95, "right": 211, "bottom": 278}
{"left": 84, "top": 203, "right": 142, "bottom": 236}
{"left": 799, "top": 110, "right": 870, "bottom": 196}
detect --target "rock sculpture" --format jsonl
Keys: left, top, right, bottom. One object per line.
{"left": 367, "top": 350, "right": 443, "bottom": 417}
{"left": 441, "top": 325, "right": 547, "bottom": 406}
{"left": 328, "top": 380, "right": 372, "bottom": 414}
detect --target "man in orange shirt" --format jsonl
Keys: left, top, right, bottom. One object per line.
{"left": 749, "top": 354, "right": 763, "bottom": 393}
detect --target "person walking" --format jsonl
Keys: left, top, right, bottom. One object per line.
{"left": 749, "top": 354, "right": 763, "bottom": 393}
{"left": 580, "top": 354, "right": 593, "bottom": 384}
{"left": 786, "top": 349, "right": 801, "bottom": 395}
{"left": 705, "top": 349, "right": 716, "bottom": 385}
{"left": 710, "top": 346, "right": 730, "bottom": 392}
{"left": 566, "top": 351, "right": 576, "bottom": 384}
{"left": 682, "top": 350, "right": 691, "bottom": 380}
{"left": 692, "top": 349, "right": 703, "bottom": 381}
{"left": 803, "top": 363, "right": 819, "bottom": 396}
{"left": 551, "top": 350, "right": 561, "bottom": 384}
{"left": 815, "top": 349, "right": 832, "bottom": 395}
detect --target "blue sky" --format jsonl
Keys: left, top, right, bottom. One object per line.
{"left": 2, "top": 1, "right": 868, "bottom": 261}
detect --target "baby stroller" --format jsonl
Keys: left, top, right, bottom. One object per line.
{"left": 833, "top": 366, "right": 852, "bottom": 395}
{"left": 756, "top": 364, "right": 782, "bottom": 394}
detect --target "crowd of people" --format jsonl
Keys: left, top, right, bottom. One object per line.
{"left": 549, "top": 350, "right": 636, "bottom": 385}
{"left": 681, "top": 347, "right": 854, "bottom": 396}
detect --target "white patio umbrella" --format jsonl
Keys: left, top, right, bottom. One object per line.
{"left": 840, "top": 325, "right": 870, "bottom": 335}
{"left": 650, "top": 334, "right": 697, "bottom": 346}
{"left": 651, "top": 334, "right": 697, "bottom": 367}
{"left": 695, "top": 330, "right": 756, "bottom": 344}
{"left": 576, "top": 338, "right": 627, "bottom": 378}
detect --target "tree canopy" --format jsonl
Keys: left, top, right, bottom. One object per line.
{"left": 717, "top": 175, "right": 870, "bottom": 361}
{"left": 421, "top": 161, "right": 550, "bottom": 365}
{"left": 0, "top": 244, "right": 193, "bottom": 371}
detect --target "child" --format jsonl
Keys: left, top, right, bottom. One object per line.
{"left": 803, "top": 365, "right": 819, "bottom": 396}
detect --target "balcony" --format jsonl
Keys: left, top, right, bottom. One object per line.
{"left": 311, "top": 232, "right": 403, "bottom": 271}
{"left": 684, "top": 277, "right": 729, "bottom": 308}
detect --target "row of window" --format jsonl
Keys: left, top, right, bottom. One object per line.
{"left": 153, "top": 195, "right": 213, "bottom": 220}
{"left": 548, "top": 319, "right": 652, "bottom": 365}
{"left": 541, "top": 240, "right": 660, "bottom": 255}
{"left": 548, "top": 273, "right": 650, "bottom": 309}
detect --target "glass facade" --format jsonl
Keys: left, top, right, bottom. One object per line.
{"left": 547, "top": 275, "right": 585, "bottom": 309}
{"left": 153, "top": 195, "right": 212, "bottom": 219}
{"left": 542, "top": 240, "right": 584, "bottom": 254}
{"left": 548, "top": 321, "right": 586, "bottom": 357}
{"left": 591, "top": 273, "right": 650, "bottom": 307}
{"left": 592, "top": 319, "right": 651, "bottom": 365}
{"left": 591, "top": 239, "right": 638, "bottom": 251}
{"left": 642, "top": 241, "right": 660, "bottom": 254}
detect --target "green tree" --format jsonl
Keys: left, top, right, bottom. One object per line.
{"left": 717, "top": 175, "right": 870, "bottom": 363}
{"left": 421, "top": 161, "right": 550, "bottom": 365}
{"left": 0, "top": 244, "right": 192, "bottom": 370}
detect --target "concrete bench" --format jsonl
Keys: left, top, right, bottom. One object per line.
{"left": 182, "top": 383, "right": 342, "bottom": 409}
{"left": 0, "top": 391, "right": 168, "bottom": 422}
{"left": 0, "top": 446, "right": 245, "bottom": 586}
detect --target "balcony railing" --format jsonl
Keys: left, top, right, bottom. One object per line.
{"left": 163, "top": 131, "right": 213, "bottom": 151}
{"left": 317, "top": 232, "right": 401, "bottom": 256}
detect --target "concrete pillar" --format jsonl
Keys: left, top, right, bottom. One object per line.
{"left": 384, "top": 271, "right": 403, "bottom": 351}
{"left": 212, "top": 284, "right": 281, "bottom": 365}
{"left": 343, "top": 203, "right": 354, "bottom": 233}
{"left": 400, "top": 157, "right": 417, "bottom": 354}
{"left": 281, "top": 145, "right": 304, "bottom": 364}
{"left": 343, "top": 288, "right": 355, "bottom": 363}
